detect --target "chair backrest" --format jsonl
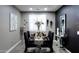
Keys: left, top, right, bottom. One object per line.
{"left": 24, "top": 32, "right": 28, "bottom": 44}
{"left": 48, "top": 31, "right": 54, "bottom": 47}
{"left": 48, "top": 31, "right": 54, "bottom": 40}
{"left": 27, "top": 31, "right": 30, "bottom": 39}
{"left": 48, "top": 31, "right": 51, "bottom": 39}
{"left": 51, "top": 32, "right": 54, "bottom": 43}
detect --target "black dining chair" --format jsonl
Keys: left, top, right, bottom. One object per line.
{"left": 27, "top": 31, "right": 30, "bottom": 39}
{"left": 24, "top": 31, "right": 37, "bottom": 53}
{"left": 48, "top": 31, "right": 54, "bottom": 52}
{"left": 24, "top": 32, "right": 28, "bottom": 52}
{"left": 41, "top": 31, "right": 54, "bottom": 52}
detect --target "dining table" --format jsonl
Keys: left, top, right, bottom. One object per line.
{"left": 28, "top": 34, "right": 50, "bottom": 52}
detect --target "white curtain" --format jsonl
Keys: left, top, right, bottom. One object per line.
{"left": 29, "top": 14, "right": 46, "bottom": 32}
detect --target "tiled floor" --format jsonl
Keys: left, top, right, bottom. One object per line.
{"left": 10, "top": 40, "right": 25, "bottom": 53}
{"left": 53, "top": 40, "right": 70, "bottom": 53}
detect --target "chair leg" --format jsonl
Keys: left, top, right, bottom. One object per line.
{"left": 50, "top": 47, "right": 54, "bottom": 53}
{"left": 24, "top": 47, "right": 27, "bottom": 53}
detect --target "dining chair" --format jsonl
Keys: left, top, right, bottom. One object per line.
{"left": 41, "top": 31, "right": 54, "bottom": 52}
{"left": 24, "top": 32, "right": 28, "bottom": 52}
{"left": 24, "top": 31, "right": 37, "bottom": 53}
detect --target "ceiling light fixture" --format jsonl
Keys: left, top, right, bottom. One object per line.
{"left": 29, "top": 8, "right": 33, "bottom": 10}
{"left": 36, "top": 8, "right": 40, "bottom": 10}
{"left": 44, "top": 8, "right": 47, "bottom": 11}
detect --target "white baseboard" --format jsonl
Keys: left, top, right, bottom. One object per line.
{"left": 64, "top": 48, "right": 71, "bottom": 53}
{"left": 5, "top": 40, "right": 21, "bottom": 53}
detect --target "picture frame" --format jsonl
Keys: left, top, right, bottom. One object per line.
{"left": 9, "top": 12, "right": 17, "bottom": 32}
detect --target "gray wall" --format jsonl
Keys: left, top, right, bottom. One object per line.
{"left": 0, "top": 5, "right": 21, "bottom": 52}
{"left": 56, "top": 5, "right": 79, "bottom": 53}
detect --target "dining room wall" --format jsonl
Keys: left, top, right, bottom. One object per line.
{"left": 0, "top": 5, "right": 21, "bottom": 52}
{"left": 21, "top": 12, "right": 55, "bottom": 42}
{"left": 21, "top": 12, "right": 55, "bottom": 34}
{"left": 56, "top": 5, "right": 79, "bottom": 53}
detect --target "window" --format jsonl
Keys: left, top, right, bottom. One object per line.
{"left": 29, "top": 14, "right": 46, "bottom": 32}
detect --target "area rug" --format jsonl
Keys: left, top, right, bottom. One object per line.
{"left": 27, "top": 47, "right": 50, "bottom": 53}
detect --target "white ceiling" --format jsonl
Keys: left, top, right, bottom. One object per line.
{"left": 15, "top": 5, "right": 62, "bottom": 12}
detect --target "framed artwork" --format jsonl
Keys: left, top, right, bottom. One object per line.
{"left": 9, "top": 12, "right": 17, "bottom": 32}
